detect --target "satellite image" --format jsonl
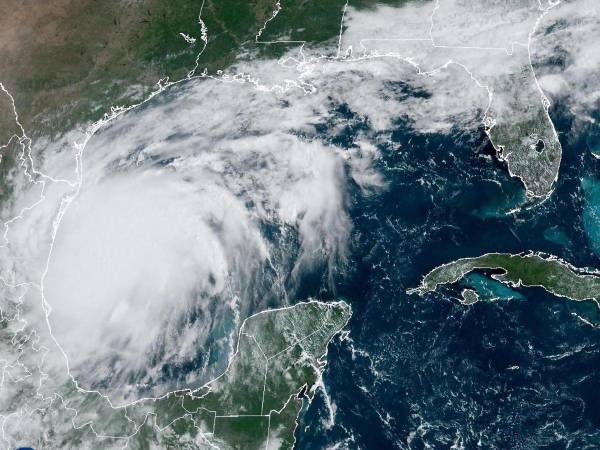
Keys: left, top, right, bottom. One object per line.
{"left": 0, "top": 0, "right": 599, "bottom": 448}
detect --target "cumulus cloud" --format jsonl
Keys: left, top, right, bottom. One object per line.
{"left": 431, "top": 0, "right": 541, "bottom": 50}
{"left": 36, "top": 70, "right": 363, "bottom": 400}
{"left": 532, "top": 0, "right": 600, "bottom": 123}
{"left": 0, "top": 6, "right": 514, "bottom": 400}
{"left": 3, "top": 0, "right": 595, "bottom": 405}
{"left": 44, "top": 170, "right": 261, "bottom": 391}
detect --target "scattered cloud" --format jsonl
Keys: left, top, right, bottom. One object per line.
{"left": 2, "top": 0, "right": 597, "bottom": 405}
{"left": 532, "top": 0, "right": 600, "bottom": 123}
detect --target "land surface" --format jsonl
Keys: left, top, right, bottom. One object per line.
{"left": 0, "top": 0, "right": 582, "bottom": 447}
{"left": 6, "top": 300, "right": 351, "bottom": 449}
{"left": 0, "top": 0, "right": 564, "bottom": 202}
{"left": 0, "top": 0, "right": 391, "bottom": 140}
{"left": 409, "top": 252, "right": 600, "bottom": 313}
{"left": 460, "top": 288, "right": 481, "bottom": 305}
{"left": 486, "top": 52, "right": 561, "bottom": 199}
{"left": 0, "top": 0, "right": 282, "bottom": 137}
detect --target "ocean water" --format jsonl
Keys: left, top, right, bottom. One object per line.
{"left": 586, "top": 127, "right": 600, "bottom": 160}
{"left": 581, "top": 176, "right": 600, "bottom": 258}
{"left": 544, "top": 225, "right": 572, "bottom": 248}
{"left": 295, "top": 104, "right": 600, "bottom": 448}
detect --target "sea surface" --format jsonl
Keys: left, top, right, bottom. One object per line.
{"left": 296, "top": 103, "right": 600, "bottom": 448}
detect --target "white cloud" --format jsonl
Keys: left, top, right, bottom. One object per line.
{"left": 44, "top": 170, "right": 255, "bottom": 384}
{"left": 532, "top": 0, "right": 600, "bottom": 122}
{"left": 31, "top": 70, "right": 363, "bottom": 400}
{"left": 432, "top": 0, "right": 540, "bottom": 50}
{"left": 3, "top": 0, "right": 596, "bottom": 406}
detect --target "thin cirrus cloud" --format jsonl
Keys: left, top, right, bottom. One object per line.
{"left": 3, "top": 0, "right": 594, "bottom": 403}
{"left": 41, "top": 69, "right": 361, "bottom": 400}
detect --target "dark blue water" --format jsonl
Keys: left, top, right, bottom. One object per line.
{"left": 296, "top": 102, "right": 600, "bottom": 448}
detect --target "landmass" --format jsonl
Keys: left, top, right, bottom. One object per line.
{"left": 459, "top": 288, "right": 480, "bottom": 305}
{"left": 0, "top": 0, "right": 581, "bottom": 447}
{"left": 1, "top": 0, "right": 565, "bottom": 202}
{"left": 0, "top": 0, "right": 386, "bottom": 142}
{"left": 485, "top": 55, "right": 562, "bottom": 200}
{"left": 341, "top": 0, "right": 563, "bottom": 199}
{"left": 0, "top": 0, "right": 286, "bottom": 139}
{"left": 408, "top": 252, "right": 600, "bottom": 313}
{"left": 4, "top": 300, "right": 350, "bottom": 449}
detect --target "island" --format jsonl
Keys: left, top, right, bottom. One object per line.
{"left": 408, "top": 252, "right": 600, "bottom": 310}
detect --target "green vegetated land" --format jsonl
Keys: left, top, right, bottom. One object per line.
{"left": 0, "top": 0, "right": 274, "bottom": 201}
{"left": 131, "top": 300, "right": 351, "bottom": 449}
{"left": 408, "top": 252, "right": 600, "bottom": 316}
{"left": 57, "top": 301, "right": 351, "bottom": 450}
{"left": 0, "top": 0, "right": 279, "bottom": 137}
{"left": 0, "top": 0, "right": 425, "bottom": 193}
{"left": 256, "top": 0, "right": 423, "bottom": 57}
{"left": 459, "top": 288, "right": 480, "bottom": 305}
{"left": 0, "top": 0, "right": 424, "bottom": 138}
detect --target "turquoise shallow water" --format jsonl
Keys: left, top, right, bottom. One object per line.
{"left": 472, "top": 180, "right": 526, "bottom": 218}
{"left": 463, "top": 272, "right": 526, "bottom": 301}
{"left": 586, "top": 130, "right": 600, "bottom": 158}
{"left": 544, "top": 225, "right": 572, "bottom": 247}
{"left": 581, "top": 176, "right": 600, "bottom": 256}
{"left": 296, "top": 105, "right": 600, "bottom": 448}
